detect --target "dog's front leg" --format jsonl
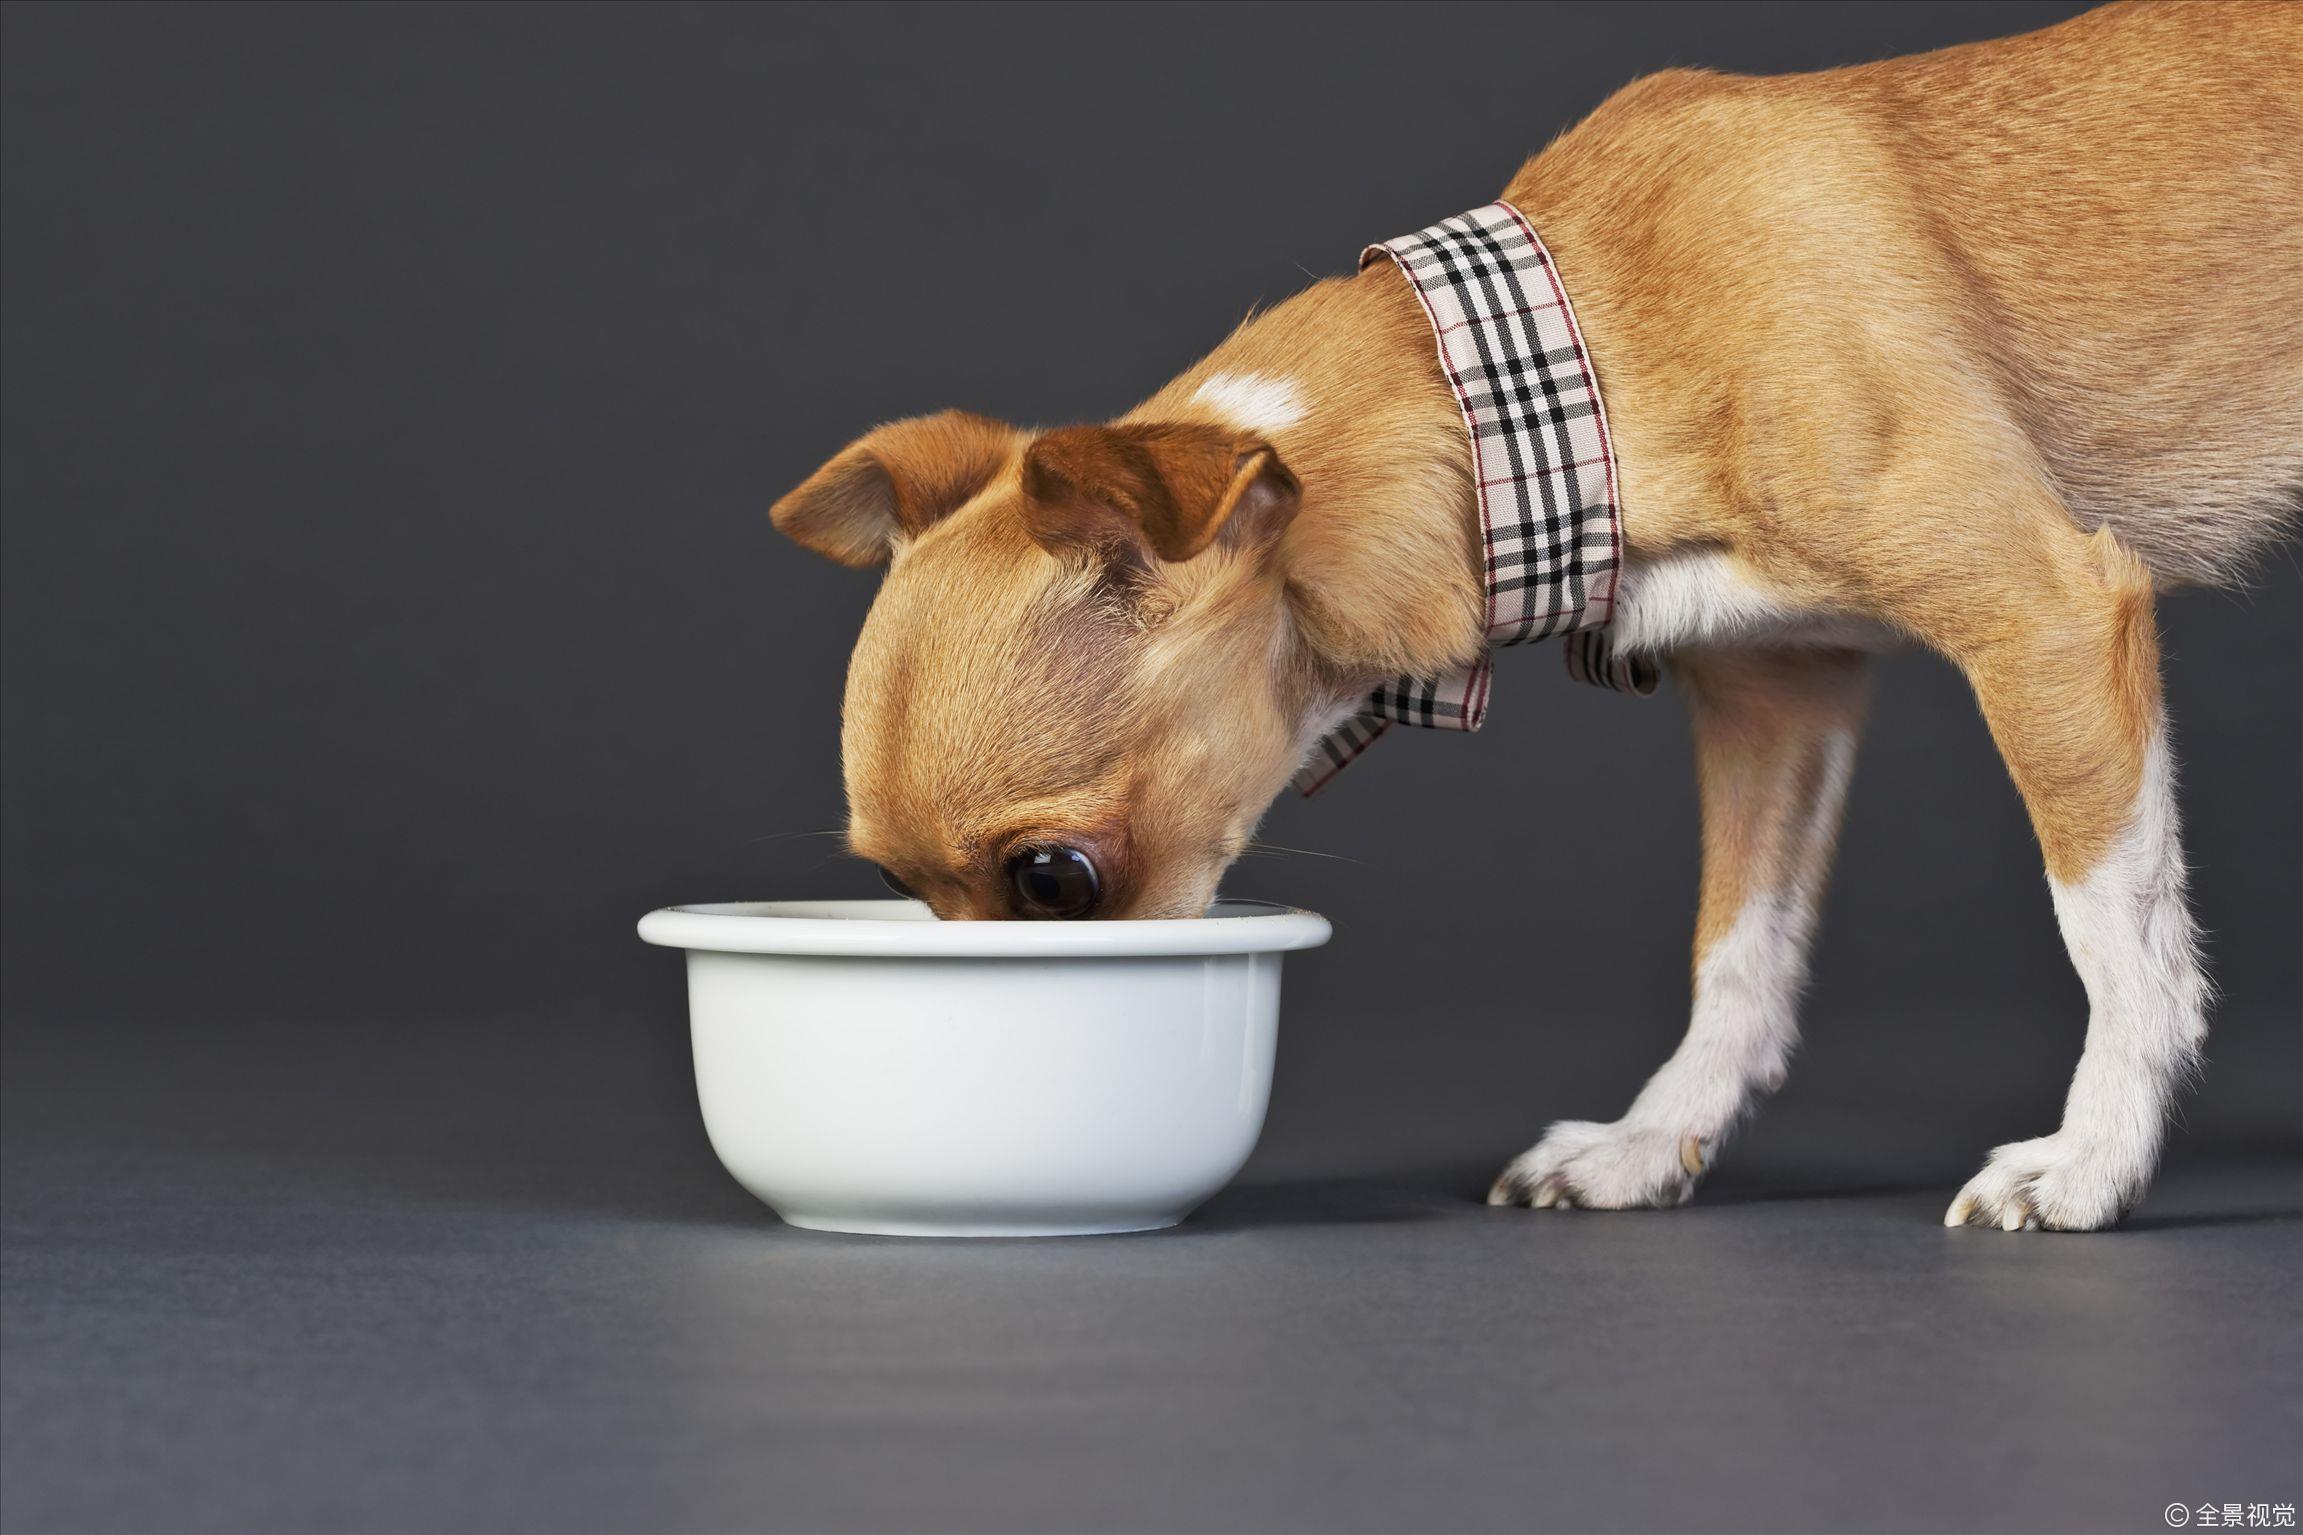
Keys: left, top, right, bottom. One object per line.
{"left": 1941, "top": 530, "right": 2206, "bottom": 1231}
{"left": 1490, "top": 647, "right": 1871, "bottom": 1210}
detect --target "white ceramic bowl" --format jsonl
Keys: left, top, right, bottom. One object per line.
{"left": 636, "top": 898, "right": 1332, "bottom": 1237}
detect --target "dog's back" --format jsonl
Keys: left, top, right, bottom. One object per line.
{"left": 1517, "top": 0, "right": 2303, "bottom": 585}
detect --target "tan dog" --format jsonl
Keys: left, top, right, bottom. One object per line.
{"left": 769, "top": 2, "right": 2301, "bottom": 1231}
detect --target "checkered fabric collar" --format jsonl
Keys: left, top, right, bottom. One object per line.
{"left": 1293, "top": 201, "right": 1653, "bottom": 797}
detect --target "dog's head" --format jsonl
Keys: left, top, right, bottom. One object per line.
{"left": 769, "top": 282, "right": 1478, "bottom": 919}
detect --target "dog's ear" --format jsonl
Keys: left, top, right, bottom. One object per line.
{"left": 1020, "top": 423, "right": 1299, "bottom": 563}
{"left": 770, "top": 411, "right": 1022, "bottom": 567}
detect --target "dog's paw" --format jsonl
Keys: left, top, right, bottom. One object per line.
{"left": 1944, "top": 1134, "right": 2136, "bottom": 1232}
{"left": 1487, "top": 1120, "right": 1712, "bottom": 1211}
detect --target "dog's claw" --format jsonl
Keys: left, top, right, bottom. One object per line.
{"left": 1491, "top": 1121, "right": 1713, "bottom": 1213}
{"left": 1946, "top": 1133, "right": 2133, "bottom": 1232}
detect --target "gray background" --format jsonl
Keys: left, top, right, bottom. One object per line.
{"left": 3, "top": 3, "right": 2296, "bottom": 1533}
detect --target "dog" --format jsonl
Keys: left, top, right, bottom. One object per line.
{"left": 766, "top": 2, "right": 2301, "bottom": 1231}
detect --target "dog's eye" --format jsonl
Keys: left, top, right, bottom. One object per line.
{"left": 1007, "top": 846, "right": 1100, "bottom": 919}
{"left": 876, "top": 865, "right": 917, "bottom": 899}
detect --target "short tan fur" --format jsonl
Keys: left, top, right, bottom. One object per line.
{"left": 771, "top": 3, "right": 2299, "bottom": 1229}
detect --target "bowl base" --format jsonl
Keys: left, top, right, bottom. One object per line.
{"left": 776, "top": 1211, "right": 1185, "bottom": 1239}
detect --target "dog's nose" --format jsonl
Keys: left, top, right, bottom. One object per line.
{"left": 1007, "top": 846, "right": 1100, "bottom": 919}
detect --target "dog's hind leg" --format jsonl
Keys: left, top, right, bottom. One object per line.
{"left": 1940, "top": 527, "right": 2207, "bottom": 1231}
{"left": 1490, "top": 646, "right": 1872, "bottom": 1211}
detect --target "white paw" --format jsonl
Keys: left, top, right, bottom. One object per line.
{"left": 1943, "top": 1134, "right": 2138, "bottom": 1232}
{"left": 1488, "top": 1120, "right": 1713, "bottom": 1211}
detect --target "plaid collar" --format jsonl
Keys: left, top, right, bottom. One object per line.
{"left": 1294, "top": 201, "right": 1652, "bottom": 797}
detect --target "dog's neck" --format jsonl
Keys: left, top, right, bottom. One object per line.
{"left": 1126, "top": 164, "right": 1735, "bottom": 696}
{"left": 1129, "top": 266, "right": 1487, "bottom": 686}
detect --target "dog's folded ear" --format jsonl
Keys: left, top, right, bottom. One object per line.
{"left": 1020, "top": 423, "right": 1299, "bottom": 564}
{"left": 770, "top": 411, "right": 1023, "bottom": 567}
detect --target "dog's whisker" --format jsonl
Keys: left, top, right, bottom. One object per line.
{"left": 1242, "top": 841, "right": 1357, "bottom": 863}
{"left": 736, "top": 828, "right": 849, "bottom": 848}
{"left": 798, "top": 849, "right": 856, "bottom": 880}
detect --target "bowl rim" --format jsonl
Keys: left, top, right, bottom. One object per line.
{"left": 636, "top": 897, "right": 1331, "bottom": 958}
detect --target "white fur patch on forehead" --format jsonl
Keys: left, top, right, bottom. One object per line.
{"left": 1192, "top": 372, "right": 1305, "bottom": 436}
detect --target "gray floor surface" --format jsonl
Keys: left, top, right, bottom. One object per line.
{"left": 4, "top": 1027, "right": 2298, "bottom": 1535}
